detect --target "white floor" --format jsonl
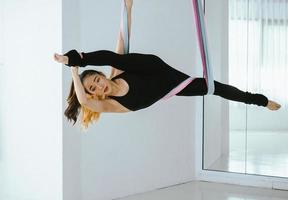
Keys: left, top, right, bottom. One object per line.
{"left": 116, "top": 181, "right": 288, "bottom": 200}
{"left": 208, "top": 131, "right": 288, "bottom": 178}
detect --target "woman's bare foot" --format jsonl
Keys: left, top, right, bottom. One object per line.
{"left": 54, "top": 53, "right": 68, "bottom": 65}
{"left": 266, "top": 100, "right": 281, "bottom": 111}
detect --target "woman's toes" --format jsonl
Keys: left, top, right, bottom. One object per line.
{"left": 53, "top": 53, "right": 57, "bottom": 60}
{"left": 274, "top": 102, "right": 281, "bottom": 109}
{"left": 267, "top": 100, "right": 281, "bottom": 111}
{"left": 54, "top": 53, "right": 61, "bottom": 62}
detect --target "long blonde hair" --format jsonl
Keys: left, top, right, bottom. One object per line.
{"left": 64, "top": 69, "right": 107, "bottom": 130}
{"left": 80, "top": 93, "right": 106, "bottom": 130}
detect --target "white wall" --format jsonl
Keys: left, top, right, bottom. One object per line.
{"left": 0, "top": 0, "right": 214, "bottom": 199}
{"left": 62, "top": 0, "right": 82, "bottom": 199}
{"left": 63, "top": 0, "right": 202, "bottom": 199}
{"left": 0, "top": 0, "right": 62, "bottom": 200}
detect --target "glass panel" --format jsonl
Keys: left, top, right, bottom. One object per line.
{"left": 227, "top": 0, "right": 248, "bottom": 173}
{"left": 246, "top": 0, "right": 288, "bottom": 178}
{"left": 203, "top": 0, "right": 247, "bottom": 173}
{"left": 204, "top": 0, "right": 288, "bottom": 178}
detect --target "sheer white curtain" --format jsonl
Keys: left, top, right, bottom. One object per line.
{"left": 229, "top": 0, "right": 288, "bottom": 108}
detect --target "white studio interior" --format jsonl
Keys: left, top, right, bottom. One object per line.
{"left": 0, "top": 0, "right": 288, "bottom": 200}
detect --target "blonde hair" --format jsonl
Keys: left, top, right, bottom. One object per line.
{"left": 80, "top": 93, "right": 106, "bottom": 131}
{"left": 64, "top": 69, "right": 108, "bottom": 131}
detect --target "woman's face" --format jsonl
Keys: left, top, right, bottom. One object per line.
{"left": 83, "top": 74, "right": 111, "bottom": 96}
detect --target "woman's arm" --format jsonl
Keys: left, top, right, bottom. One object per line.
{"left": 110, "top": 0, "right": 133, "bottom": 78}
{"left": 70, "top": 66, "right": 129, "bottom": 113}
{"left": 71, "top": 67, "right": 89, "bottom": 105}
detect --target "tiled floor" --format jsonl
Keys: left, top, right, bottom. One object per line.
{"left": 116, "top": 181, "right": 288, "bottom": 200}
{"left": 208, "top": 131, "right": 288, "bottom": 178}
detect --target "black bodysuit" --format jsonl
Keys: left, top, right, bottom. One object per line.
{"left": 64, "top": 50, "right": 269, "bottom": 111}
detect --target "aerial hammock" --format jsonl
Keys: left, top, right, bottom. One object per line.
{"left": 120, "top": 0, "right": 215, "bottom": 100}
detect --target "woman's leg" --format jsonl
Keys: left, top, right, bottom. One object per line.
{"left": 176, "top": 78, "right": 269, "bottom": 107}
{"left": 110, "top": 0, "right": 133, "bottom": 78}
{"left": 54, "top": 0, "right": 136, "bottom": 69}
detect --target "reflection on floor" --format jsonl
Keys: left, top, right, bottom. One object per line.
{"left": 209, "top": 131, "right": 288, "bottom": 178}
{"left": 117, "top": 181, "right": 288, "bottom": 200}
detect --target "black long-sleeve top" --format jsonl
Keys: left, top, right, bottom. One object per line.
{"left": 64, "top": 49, "right": 189, "bottom": 111}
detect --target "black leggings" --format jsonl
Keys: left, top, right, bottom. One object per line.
{"left": 176, "top": 78, "right": 269, "bottom": 107}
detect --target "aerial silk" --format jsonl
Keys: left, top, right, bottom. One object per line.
{"left": 120, "top": 0, "right": 215, "bottom": 100}
{"left": 120, "top": 0, "right": 130, "bottom": 54}
{"left": 192, "top": 0, "right": 215, "bottom": 95}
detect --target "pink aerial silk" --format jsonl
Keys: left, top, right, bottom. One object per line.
{"left": 161, "top": 77, "right": 196, "bottom": 100}
{"left": 162, "top": 0, "right": 214, "bottom": 101}
{"left": 193, "top": 0, "right": 207, "bottom": 82}
{"left": 120, "top": 0, "right": 130, "bottom": 54}
{"left": 119, "top": 0, "right": 214, "bottom": 101}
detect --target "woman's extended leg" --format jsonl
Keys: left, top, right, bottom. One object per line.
{"left": 110, "top": 0, "right": 133, "bottom": 78}
{"left": 176, "top": 78, "right": 281, "bottom": 110}
{"left": 54, "top": 0, "right": 134, "bottom": 70}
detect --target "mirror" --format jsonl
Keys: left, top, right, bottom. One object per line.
{"left": 204, "top": 0, "right": 288, "bottom": 178}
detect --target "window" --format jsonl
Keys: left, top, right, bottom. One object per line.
{"left": 229, "top": 0, "right": 288, "bottom": 107}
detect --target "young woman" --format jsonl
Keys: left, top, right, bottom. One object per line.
{"left": 54, "top": 0, "right": 281, "bottom": 128}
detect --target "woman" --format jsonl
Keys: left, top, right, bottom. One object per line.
{"left": 54, "top": 0, "right": 281, "bottom": 129}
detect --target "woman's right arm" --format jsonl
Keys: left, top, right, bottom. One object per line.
{"left": 71, "top": 67, "right": 88, "bottom": 105}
